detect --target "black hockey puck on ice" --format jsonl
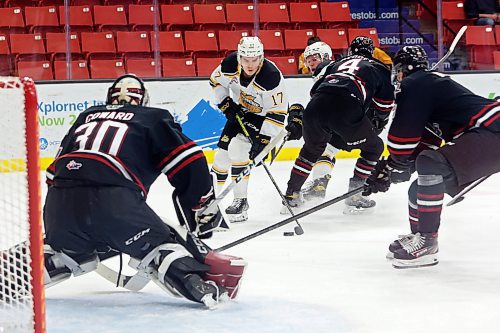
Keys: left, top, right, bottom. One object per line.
{"left": 283, "top": 232, "right": 295, "bottom": 236}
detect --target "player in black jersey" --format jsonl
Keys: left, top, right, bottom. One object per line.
{"left": 285, "top": 38, "right": 395, "bottom": 214}
{"left": 364, "top": 46, "right": 500, "bottom": 269}
{"left": 283, "top": 36, "right": 395, "bottom": 214}
{"left": 42, "top": 74, "right": 246, "bottom": 307}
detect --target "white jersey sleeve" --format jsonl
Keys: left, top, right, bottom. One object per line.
{"left": 209, "top": 64, "right": 231, "bottom": 106}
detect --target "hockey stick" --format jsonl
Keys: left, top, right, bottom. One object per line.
{"left": 430, "top": 25, "right": 467, "bottom": 71}
{"left": 269, "top": 134, "right": 289, "bottom": 166}
{"left": 199, "top": 129, "right": 288, "bottom": 216}
{"left": 446, "top": 175, "right": 490, "bottom": 206}
{"left": 95, "top": 260, "right": 151, "bottom": 292}
{"left": 236, "top": 116, "right": 305, "bottom": 235}
{"left": 216, "top": 186, "right": 365, "bottom": 252}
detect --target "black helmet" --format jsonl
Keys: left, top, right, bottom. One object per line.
{"left": 394, "top": 46, "right": 428, "bottom": 76}
{"left": 106, "top": 74, "right": 150, "bottom": 106}
{"left": 348, "top": 36, "right": 374, "bottom": 58}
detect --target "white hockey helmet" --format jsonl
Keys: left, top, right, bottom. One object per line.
{"left": 106, "top": 74, "right": 150, "bottom": 106}
{"left": 304, "top": 41, "right": 332, "bottom": 62}
{"left": 237, "top": 36, "right": 264, "bottom": 61}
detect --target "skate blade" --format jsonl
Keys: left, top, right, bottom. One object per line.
{"left": 392, "top": 254, "right": 439, "bottom": 269}
{"left": 386, "top": 252, "right": 395, "bottom": 260}
{"left": 227, "top": 212, "right": 248, "bottom": 223}
{"left": 343, "top": 204, "right": 376, "bottom": 215}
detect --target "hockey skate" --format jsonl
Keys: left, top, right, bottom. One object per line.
{"left": 301, "top": 175, "right": 331, "bottom": 202}
{"left": 280, "top": 191, "right": 304, "bottom": 215}
{"left": 343, "top": 178, "right": 376, "bottom": 215}
{"left": 386, "top": 233, "right": 416, "bottom": 259}
{"left": 225, "top": 198, "right": 249, "bottom": 222}
{"left": 392, "top": 232, "right": 439, "bottom": 269}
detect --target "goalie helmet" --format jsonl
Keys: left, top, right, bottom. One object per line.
{"left": 304, "top": 42, "right": 332, "bottom": 62}
{"left": 237, "top": 36, "right": 264, "bottom": 61}
{"left": 106, "top": 74, "right": 150, "bottom": 106}
{"left": 348, "top": 36, "right": 374, "bottom": 58}
{"left": 394, "top": 45, "right": 428, "bottom": 76}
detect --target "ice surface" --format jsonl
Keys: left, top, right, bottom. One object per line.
{"left": 43, "top": 159, "right": 500, "bottom": 333}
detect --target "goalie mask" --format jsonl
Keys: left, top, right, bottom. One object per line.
{"left": 106, "top": 74, "right": 150, "bottom": 106}
{"left": 394, "top": 45, "right": 428, "bottom": 77}
{"left": 348, "top": 36, "right": 374, "bottom": 58}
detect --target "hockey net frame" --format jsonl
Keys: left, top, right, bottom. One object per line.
{"left": 0, "top": 77, "right": 45, "bottom": 333}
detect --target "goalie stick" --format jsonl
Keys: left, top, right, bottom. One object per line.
{"left": 95, "top": 223, "right": 212, "bottom": 292}
{"left": 97, "top": 187, "right": 366, "bottom": 289}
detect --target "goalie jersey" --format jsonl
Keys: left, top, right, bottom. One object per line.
{"left": 45, "top": 104, "right": 211, "bottom": 209}
{"left": 209, "top": 52, "right": 288, "bottom": 139}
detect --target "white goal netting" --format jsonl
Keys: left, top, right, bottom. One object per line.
{"left": 0, "top": 77, "right": 44, "bottom": 333}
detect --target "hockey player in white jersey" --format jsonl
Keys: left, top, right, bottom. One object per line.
{"left": 209, "top": 36, "right": 288, "bottom": 222}
{"left": 292, "top": 42, "right": 339, "bottom": 204}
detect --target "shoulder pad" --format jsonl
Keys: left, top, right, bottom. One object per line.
{"left": 220, "top": 52, "right": 239, "bottom": 75}
{"left": 254, "top": 59, "right": 282, "bottom": 90}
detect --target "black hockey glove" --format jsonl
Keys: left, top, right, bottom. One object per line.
{"left": 363, "top": 157, "right": 413, "bottom": 196}
{"left": 218, "top": 96, "right": 243, "bottom": 123}
{"left": 285, "top": 103, "right": 305, "bottom": 141}
{"left": 173, "top": 188, "right": 226, "bottom": 239}
{"left": 249, "top": 134, "right": 271, "bottom": 160}
{"left": 366, "top": 107, "right": 389, "bottom": 136}
{"left": 371, "top": 116, "right": 389, "bottom": 135}
{"left": 363, "top": 159, "right": 391, "bottom": 196}
{"left": 386, "top": 156, "right": 413, "bottom": 184}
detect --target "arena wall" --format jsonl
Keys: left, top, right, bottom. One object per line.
{"left": 3, "top": 72, "right": 499, "bottom": 170}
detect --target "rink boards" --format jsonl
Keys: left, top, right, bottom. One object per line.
{"left": 1, "top": 72, "right": 499, "bottom": 170}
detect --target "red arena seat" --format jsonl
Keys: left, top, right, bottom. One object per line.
{"left": 162, "top": 58, "right": 196, "bottom": 77}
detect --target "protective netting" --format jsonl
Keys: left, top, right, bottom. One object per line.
{"left": 0, "top": 77, "right": 35, "bottom": 333}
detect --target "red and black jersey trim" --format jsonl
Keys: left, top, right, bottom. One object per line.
{"left": 46, "top": 162, "right": 56, "bottom": 186}
{"left": 372, "top": 97, "right": 395, "bottom": 113}
{"left": 453, "top": 101, "right": 500, "bottom": 137}
{"left": 387, "top": 134, "right": 421, "bottom": 156}
{"left": 158, "top": 141, "right": 205, "bottom": 180}
{"left": 56, "top": 150, "right": 148, "bottom": 198}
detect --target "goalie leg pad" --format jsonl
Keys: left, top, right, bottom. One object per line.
{"left": 204, "top": 251, "right": 247, "bottom": 299}
{"left": 44, "top": 244, "right": 98, "bottom": 288}
{"left": 130, "top": 243, "right": 229, "bottom": 306}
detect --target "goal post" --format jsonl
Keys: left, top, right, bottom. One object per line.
{"left": 0, "top": 77, "right": 45, "bottom": 333}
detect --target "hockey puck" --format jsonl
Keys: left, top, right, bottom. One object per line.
{"left": 283, "top": 232, "right": 295, "bottom": 236}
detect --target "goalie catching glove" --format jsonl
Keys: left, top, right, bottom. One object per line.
{"left": 285, "top": 103, "right": 304, "bottom": 140}
{"left": 173, "top": 187, "right": 228, "bottom": 239}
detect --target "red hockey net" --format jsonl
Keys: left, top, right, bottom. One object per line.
{"left": 0, "top": 77, "right": 45, "bottom": 333}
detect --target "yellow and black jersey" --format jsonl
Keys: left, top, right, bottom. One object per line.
{"left": 209, "top": 52, "right": 288, "bottom": 138}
